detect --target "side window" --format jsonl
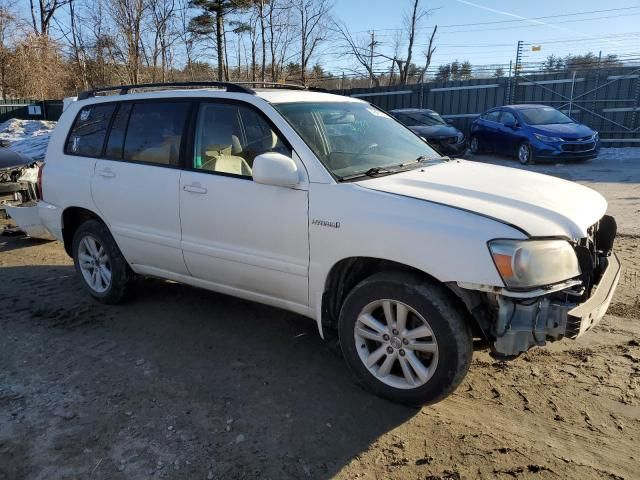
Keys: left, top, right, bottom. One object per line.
{"left": 65, "top": 104, "right": 116, "bottom": 157}
{"left": 193, "top": 103, "right": 291, "bottom": 178}
{"left": 105, "top": 103, "right": 132, "bottom": 159}
{"left": 123, "top": 102, "right": 190, "bottom": 166}
{"left": 500, "top": 111, "right": 517, "bottom": 125}
{"left": 485, "top": 110, "right": 501, "bottom": 122}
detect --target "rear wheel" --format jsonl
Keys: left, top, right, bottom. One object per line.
{"left": 72, "top": 219, "right": 133, "bottom": 304}
{"left": 517, "top": 142, "right": 535, "bottom": 165}
{"left": 469, "top": 135, "right": 482, "bottom": 155}
{"left": 338, "top": 271, "right": 473, "bottom": 406}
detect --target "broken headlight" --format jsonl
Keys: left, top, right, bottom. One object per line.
{"left": 488, "top": 239, "right": 581, "bottom": 289}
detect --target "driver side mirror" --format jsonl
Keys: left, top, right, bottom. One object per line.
{"left": 252, "top": 152, "right": 299, "bottom": 187}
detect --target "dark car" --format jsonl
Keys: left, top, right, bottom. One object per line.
{"left": 469, "top": 104, "right": 599, "bottom": 164}
{"left": 389, "top": 108, "right": 466, "bottom": 156}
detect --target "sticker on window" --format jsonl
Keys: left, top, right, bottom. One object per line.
{"left": 80, "top": 109, "right": 91, "bottom": 121}
{"left": 71, "top": 136, "right": 80, "bottom": 152}
{"left": 367, "top": 107, "right": 389, "bottom": 118}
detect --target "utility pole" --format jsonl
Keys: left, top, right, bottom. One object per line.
{"left": 511, "top": 40, "right": 524, "bottom": 104}
{"left": 368, "top": 30, "right": 375, "bottom": 88}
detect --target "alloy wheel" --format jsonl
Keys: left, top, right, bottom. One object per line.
{"left": 78, "top": 234, "right": 112, "bottom": 293}
{"left": 470, "top": 136, "right": 479, "bottom": 154}
{"left": 518, "top": 144, "right": 531, "bottom": 164}
{"left": 354, "top": 299, "right": 439, "bottom": 389}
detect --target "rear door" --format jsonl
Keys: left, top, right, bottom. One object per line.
{"left": 495, "top": 110, "right": 520, "bottom": 155}
{"left": 90, "top": 100, "right": 192, "bottom": 275}
{"left": 475, "top": 110, "right": 500, "bottom": 151}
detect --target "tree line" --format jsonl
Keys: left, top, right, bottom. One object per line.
{"left": 0, "top": 1, "right": 630, "bottom": 100}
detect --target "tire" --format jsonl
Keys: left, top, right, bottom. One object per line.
{"left": 469, "top": 135, "right": 482, "bottom": 155}
{"left": 338, "top": 271, "right": 473, "bottom": 406}
{"left": 72, "top": 219, "right": 133, "bottom": 304}
{"left": 517, "top": 142, "right": 535, "bottom": 165}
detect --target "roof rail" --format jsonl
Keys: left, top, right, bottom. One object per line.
{"left": 77, "top": 81, "right": 255, "bottom": 100}
{"left": 234, "top": 82, "right": 329, "bottom": 93}
{"left": 234, "top": 81, "right": 306, "bottom": 90}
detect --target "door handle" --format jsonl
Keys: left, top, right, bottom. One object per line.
{"left": 97, "top": 169, "right": 115, "bottom": 178}
{"left": 183, "top": 184, "right": 208, "bottom": 194}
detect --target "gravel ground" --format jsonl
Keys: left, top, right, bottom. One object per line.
{"left": 1, "top": 152, "right": 639, "bottom": 480}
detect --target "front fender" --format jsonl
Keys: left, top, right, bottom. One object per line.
{"left": 308, "top": 182, "right": 527, "bottom": 322}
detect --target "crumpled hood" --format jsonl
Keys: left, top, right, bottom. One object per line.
{"left": 359, "top": 160, "right": 607, "bottom": 239}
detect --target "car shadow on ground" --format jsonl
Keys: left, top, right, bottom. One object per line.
{"left": 0, "top": 264, "right": 418, "bottom": 479}
{"left": 0, "top": 234, "right": 54, "bottom": 253}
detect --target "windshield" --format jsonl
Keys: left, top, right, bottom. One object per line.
{"left": 274, "top": 102, "right": 441, "bottom": 180}
{"left": 519, "top": 107, "right": 574, "bottom": 125}
{"left": 406, "top": 111, "right": 447, "bottom": 126}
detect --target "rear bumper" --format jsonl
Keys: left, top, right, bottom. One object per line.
{"left": 4, "top": 202, "right": 56, "bottom": 240}
{"left": 37, "top": 201, "right": 63, "bottom": 241}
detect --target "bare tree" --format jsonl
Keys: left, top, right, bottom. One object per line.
{"left": 332, "top": 21, "right": 382, "bottom": 87}
{"left": 29, "top": 0, "right": 70, "bottom": 36}
{"left": 108, "top": 0, "right": 146, "bottom": 84}
{"left": 396, "top": 0, "right": 435, "bottom": 85}
{"left": 0, "top": 2, "right": 20, "bottom": 98}
{"left": 267, "top": 0, "right": 294, "bottom": 82}
{"left": 419, "top": 24, "right": 436, "bottom": 83}
{"left": 292, "top": 0, "right": 331, "bottom": 85}
{"left": 148, "top": 0, "right": 177, "bottom": 82}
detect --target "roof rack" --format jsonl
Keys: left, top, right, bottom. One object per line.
{"left": 76, "top": 80, "right": 330, "bottom": 101}
{"left": 234, "top": 82, "right": 329, "bottom": 93}
{"left": 77, "top": 81, "right": 255, "bottom": 100}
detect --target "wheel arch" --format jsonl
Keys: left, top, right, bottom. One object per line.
{"left": 319, "top": 256, "right": 481, "bottom": 338}
{"left": 61, "top": 206, "right": 107, "bottom": 257}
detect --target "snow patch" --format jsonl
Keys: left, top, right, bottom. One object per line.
{"left": 0, "top": 118, "right": 56, "bottom": 161}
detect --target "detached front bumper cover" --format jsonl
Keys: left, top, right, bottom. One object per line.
{"left": 566, "top": 252, "right": 621, "bottom": 338}
{"left": 492, "top": 252, "right": 620, "bottom": 357}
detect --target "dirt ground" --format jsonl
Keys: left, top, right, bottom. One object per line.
{"left": 1, "top": 153, "right": 639, "bottom": 480}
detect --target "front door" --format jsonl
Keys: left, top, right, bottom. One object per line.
{"left": 91, "top": 100, "right": 192, "bottom": 275}
{"left": 179, "top": 100, "right": 309, "bottom": 307}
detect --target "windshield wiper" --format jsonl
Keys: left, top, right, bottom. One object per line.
{"left": 338, "top": 166, "right": 397, "bottom": 182}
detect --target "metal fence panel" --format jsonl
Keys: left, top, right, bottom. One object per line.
{"left": 334, "top": 66, "right": 640, "bottom": 147}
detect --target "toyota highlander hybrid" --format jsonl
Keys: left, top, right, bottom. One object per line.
{"left": 37, "top": 82, "right": 620, "bottom": 405}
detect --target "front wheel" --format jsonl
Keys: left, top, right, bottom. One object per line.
{"left": 339, "top": 271, "right": 473, "bottom": 406}
{"left": 517, "top": 142, "right": 535, "bottom": 165}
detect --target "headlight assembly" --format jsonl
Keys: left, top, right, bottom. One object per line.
{"left": 534, "top": 133, "right": 563, "bottom": 143}
{"left": 488, "top": 239, "right": 581, "bottom": 289}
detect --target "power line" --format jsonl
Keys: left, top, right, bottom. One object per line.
{"left": 351, "top": 6, "right": 640, "bottom": 34}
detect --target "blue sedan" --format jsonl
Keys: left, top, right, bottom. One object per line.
{"left": 469, "top": 104, "right": 600, "bottom": 164}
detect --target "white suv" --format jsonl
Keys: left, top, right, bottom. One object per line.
{"left": 38, "top": 82, "right": 620, "bottom": 405}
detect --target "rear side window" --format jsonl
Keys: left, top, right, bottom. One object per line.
{"left": 104, "top": 103, "right": 132, "bottom": 159}
{"left": 484, "top": 110, "right": 501, "bottom": 122}
{"left": 65, "top": 104, "right": 116, "bottom": 157}
{"left": 123, "top": 102, "right": 190, "bottom": 166}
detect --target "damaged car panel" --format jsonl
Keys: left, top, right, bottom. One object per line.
{"left": 37, "top": 83, "right": 619, "bottom": 406}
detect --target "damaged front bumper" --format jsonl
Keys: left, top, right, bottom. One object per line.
{"left": 490, "top": 252, "right": 620, "bottom": 356}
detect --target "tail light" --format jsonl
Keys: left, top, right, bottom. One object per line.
{"left": 37, "top": 163, "right": 44, "bottom": 200}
